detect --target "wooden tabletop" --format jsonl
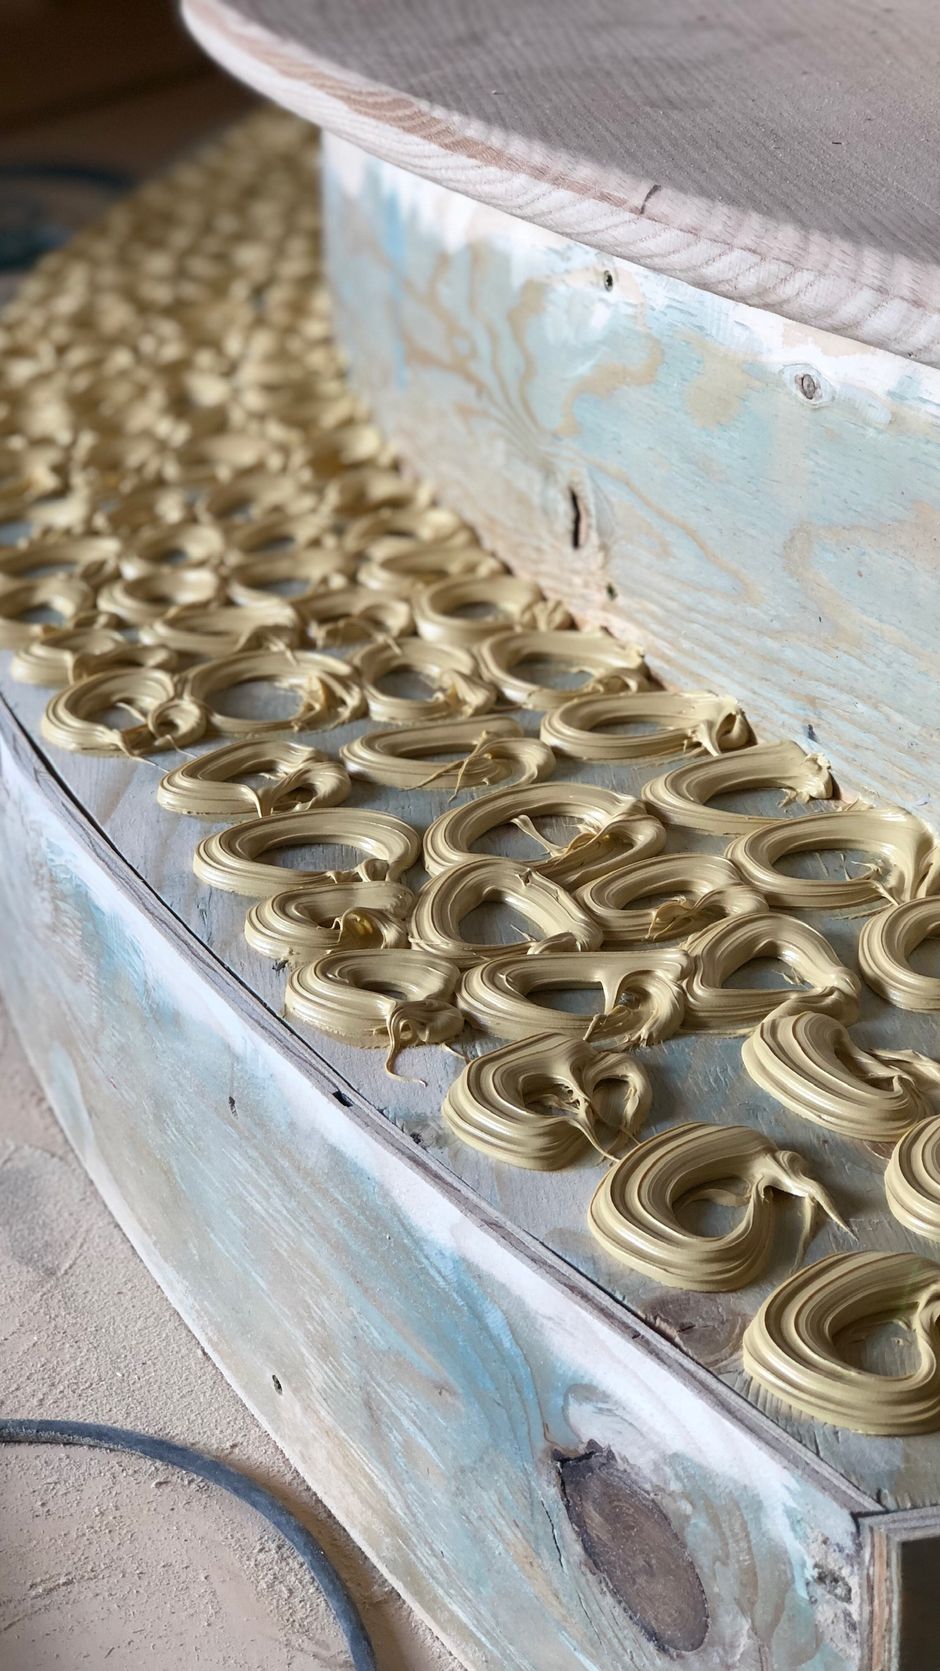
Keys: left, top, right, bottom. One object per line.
{"left": 185, "top": 0, "right": 940, "bottom": 361}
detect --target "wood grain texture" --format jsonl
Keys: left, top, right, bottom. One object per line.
{"left": 0, "top": 699, "right": 876, "bottom": 1671}
{"left": 183, "top": 0, "right": 940, "bottom": 363}
{"left": 322, "top": 137, "right": 940, "bottom": 824}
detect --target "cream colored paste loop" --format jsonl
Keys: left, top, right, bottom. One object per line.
{"left": 0, "top": 533, "right": 120, "bottom": 587}
{"left": 342, "top": 716, "right": 554, "bottom": 793}
{"left": 351, "top": 635, "right": 496, "bottom": 724}
{"left": 727, "top": 806, "right": 940, "bottom": 909}
{"left": 411, "top": 857, "right": 603, "bottom": 968}
{"left": 858, "top": 900, "right": 940, "bottom": 1011}
{"left": 96, "top": 566, "right": 225, "bottom": 627}
{"left": 229, "top": 508, "right": 334, "bottom": 559}
{"left": 476, "top": 628, "right": 648, "bottom": 711}
{"left": 192, "top": 806, "right": 421, "bottom": 898}
{"left": 197, "top": 471, "right": 322, "bottom": 528}
{"left": 0, "top": 574, "right": 97, "bottom": 648}
{"left": 742, "top": 1250, "right": 940, "bottom": 1435}
{"left": 245, "top": 880, "right": 414, "bottom": 961}
{"left": 742, "top": 1009, "right": 940, "bottom": 1139}
{"left": 413, "top": 574, "right": 571, "bottom": 647}
{"left": 226, "top": 547, "right": 357, "bottom": 606}
{"left": 357, "top": 543, "right": 506, "bottom": 599}
{"left": 121, "top": 520, "right": 227, "bottom": 579}
{"left": 441, "top": 1032, "right": 652, "bottom": 1170}
{"left": 682, "top": 912, "right": 859, "bottom": 1032}
{"left": 42, "top": 667, "right": 207, "bottom": 756}
{"left": 886, "top": 1119, "right": 940, "bottom": 1240}
{"left": 642, "top": 740, "right": 833, "bottom": 833}
{"left": 285, "top": 947, "right": 464, "bottom": 1077}
{"left": 142, "top": 600, "right": 302, "bottom": 657}
{"left": 423, "top": 782, "right": 665, "bottom": 885}
{"left": 589, "top": 1123, "right": 845, "bottom": 1290}
{"left": 67, "top": 642, "right": 181, "bottom": 682}
{"left": 183, "top": 648, "right": 365, "bottom": 737}
{"left": 540, "top": 690, "right": 751, "bottom": 763}
{"left": 302, "top": 585, "right": 412, "bottom": 647}
{"left": 158, "top": 737, "right": 350, "bottom": 820}
{"left": 9, "top": 623, "right": 127, "bottom": 686}
{"left": 103, "top": 482, "right": 191, "bottom": 536}
{"left": 458, "top": 947, "right": 689, "bottom": 1045}
{"left": 341, "top": 503, "right": 465, "bottom": 556}
{"left": 576, "top": 853, "right": 766, "bottom": 945}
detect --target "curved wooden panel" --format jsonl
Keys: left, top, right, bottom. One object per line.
{"left": 0, "top": 691, "right": 873, "bottom": 1671}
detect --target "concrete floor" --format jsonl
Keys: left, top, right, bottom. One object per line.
{"left": 0, "top": 997, "right": 460, "bottom": 1670}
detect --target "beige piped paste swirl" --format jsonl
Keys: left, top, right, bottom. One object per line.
{"left": 411, "top": 856, "right": 602, "bottom": 968}
{"left": 42, "top": 667, "right": 207, "bottom": 756}
{"left": 352, "top": 635, "right": 496, "bottom": 722}
{"left": 682, "top": 912, "right": 859, "bottom": 1031}
{"left": 9, "top": 624, "right": 133, "bottom": 687}
{"left": 727, "top": 807, "right": 940, "bottom": 909}
{"left": 0, "top": 574, "right": 97, "bottom": 647}
{"left": 859, "top": 899, "right": 940, "bottom": 1011}
{"left": 183, "top": 648, "right": 365, "bottom": 736}
{"left": 742, "top": 1251, "right": 940, "bottom": 1434}
{"left": 743, "top": 1008, "right": 940, "bottom": 1139}
{"left": 192, "top": 807, "right": 420, "bottom": 898}
{"left": 302, "top": 585, "right": 413, "bottom": 647}
{"left": 589, "top": 1123, "right": 844, "bottom": 1290}
{"left": 423, "top": 783, "right": 665, "bottom": 886}
{"left": 459, "top": 947, "right": 689, "bottom": 1045}
{"left": 414, "top": 574, "right": 571, "bottom": 645}
{"left": 886, "top": 1119, "right": 940, "bottom": 1240}
{"left": 285, "top": 948, "right": 464, "bottom": 1076}
{"left": 540, "top": 690, "right": 751, "bottom": 762}
{"left": 245, "top": 881, "right": 414, "bottom": 961}
{"left": 642, "top": 740, "right": 833, "bottom": 833}
{"left": 158, "top": 738, "right": 350, "bottom": 820}
{"left": 442, "top": 1033, "right": 651, "bottom": 1169}
{"left": 476, "top": 628, "right": 648, "bottom": 710}
{"left": 576, "top": 853, "right": 766, "bottom": 945}
{"left": 341, "top": 716, "right": 554, "bottom": 792}
{"left": 142, "top": 600, "right": 302, "bottom": 657}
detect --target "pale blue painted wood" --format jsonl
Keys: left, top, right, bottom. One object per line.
{"left": 322, "top": 138, "right": 940, "bottom": 825}
{"left": 0, "top": 708, "right": 871, "bottom": 1671}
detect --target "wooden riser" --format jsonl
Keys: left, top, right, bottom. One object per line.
{"left": 322, "top": 135, "right": 940, "bottom": 827}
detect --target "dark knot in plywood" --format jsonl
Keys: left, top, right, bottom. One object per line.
{"left": 557, "top": 1446, "right": 708, "bottom": 1656}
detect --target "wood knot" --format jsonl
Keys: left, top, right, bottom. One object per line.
{"left": 557, "top": 1446, "right": 708, "bottom": 1655}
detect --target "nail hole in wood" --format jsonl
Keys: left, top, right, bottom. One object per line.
{"left": 271, "top": 1373, "right": 283, "bottom": 1394}
{"left": 333, "top": 1089, "right": 352, "bottom": 1107}
{"left": 228, "top": 1095, "right": 238, "bottom": 1118}
{"left": 797, "top": 372, "right": 820, "bottom": 401}
{"left": 605, "top": 582, "right": 617, "bottom": 602}
{"left": 557, "top": 1445, "right": 708, "bottom": 1654}
{"left": 602, "top": 270, "right": 614, "bottom": 291}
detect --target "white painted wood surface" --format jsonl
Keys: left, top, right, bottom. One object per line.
{"left": 322, "top": 137, "right": 940, "bottom": 825}
{"left": 184, "top": 0, "right": 940, "bottom": 364}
